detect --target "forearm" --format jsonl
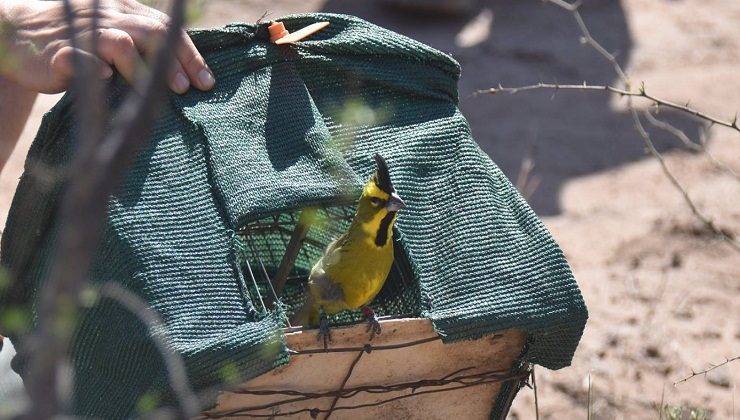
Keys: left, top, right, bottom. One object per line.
{"left": 0, "top": 77, "right": 36, "bottom": 173}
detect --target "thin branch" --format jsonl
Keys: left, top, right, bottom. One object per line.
{"left": 99, "top": 282, "right": 200, "bottom": 417}
{"left": 22, "top": 0, "right": 105, "bottom": 414}
{"left": 629, "top": 107, "right": 740, "bottom": 250}
{"left": 268, "top": 208, "right": 316, "bottom": 307}
{"left": 642, "top": 109, "right": 702, "bottom": 152}
{"left": 481, "top": 94, "right": 739, "bottom": 250}
{"left": 479, "top": 0, "right": 740, "bottom": 251}
{"left": 23, "top": 0, "right": 187, "bottom": 417}
{"left": 515, "top": 153, "right": 541, "bottom": 202}
{"left": 545, "top": 0, "right": 739, "bottom": 134}
{"left": 563, "top": 1, "right": 629, "bottom": 83}
{"left": 479, "top": 82, "right": 740, "bottom": 134}
{"left": 673, "top": 356, "right": 739, "bottom": 386}
{"left": 642, "top": 109, "right": 740, "bottom": 182}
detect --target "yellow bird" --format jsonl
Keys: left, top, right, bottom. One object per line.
{"left": 291, "top": 154, "right": 406, "bottom": 343}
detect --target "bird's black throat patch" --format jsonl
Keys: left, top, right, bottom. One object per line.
{"left": 375, "top": 211, "right": 396, "bottom": 247}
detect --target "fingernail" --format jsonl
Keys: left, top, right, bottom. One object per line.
{"left": 174, "top": 72, "right": 190, "bottom": 93}
{"left": 198, "top": 68, "right": 215, "bottom": 89}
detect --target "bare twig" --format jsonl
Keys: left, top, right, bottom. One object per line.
{"left": 22, "top": 0, "right": 105, "bottom": 414}
{"left": 269, "top": 208, "right": 316, "bottom": 306}
{"left": 641, "top": 109, "right": 702, "bottom": 152}
{"left": 480, "top": 0, "right": 740, "bottom": 251}
{"left": 629, "top": 108, "right": 740, "bottom": 250}
{"left": 23, "top": 0, "right": 187, "bottom": 417}
{"left": 481, "top": 83, "right": 740, "bottom": 247}
{"left": 99, "top": 282, "right": 200, "bottom": 417}
{"left": 515, "top": 153, "right": 541, "bottom": 202}
{"left": 479, "top": 82, "right": 740, "bottom": 134}
{"left": 642, "top": 110, "right": 740, "bottom": 182}
{"left": 673, "top": 356, "right": 739, "bottom": 386}
{"left": 548, "top": 0, "right": 628, "bottom": 83}
{"left": 481, "top": 82, "right": 740, "bottom": 181}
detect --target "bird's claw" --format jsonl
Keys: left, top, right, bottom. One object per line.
{"left": 317, "top": 308, "right": 332, "bottom": 350}
{"left": 362, "top": 306, "right": 381, "bottom": 339}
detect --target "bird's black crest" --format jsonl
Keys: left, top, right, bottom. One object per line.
{"left": 373, "top": 154, "right": 394, "bottom": 194}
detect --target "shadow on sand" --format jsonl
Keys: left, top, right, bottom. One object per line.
{"left": 319, "top": 0, "right": 703, "bottom": 215}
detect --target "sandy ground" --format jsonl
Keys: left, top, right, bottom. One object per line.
{"left": 1, "top": 0, "right": 738, "bottom": 418}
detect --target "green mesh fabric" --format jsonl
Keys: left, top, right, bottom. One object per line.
{"left": 1, "top": 13, "right": 587, "bottom": 418}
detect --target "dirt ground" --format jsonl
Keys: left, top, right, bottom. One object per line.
{"left": 1, "top": 0, "right": 738, "bottom": 418}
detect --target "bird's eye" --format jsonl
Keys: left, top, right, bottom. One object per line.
{"left": 369, "top": 197, "right": 381, "bottom": 207}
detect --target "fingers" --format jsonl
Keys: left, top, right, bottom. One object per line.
{"left": 169, "top": 60, "right": 191, "bottom": 95}
{"left": 112, "top": 14, "right": 215, "bottom": 93}
{"left": 59, "top": 10, "right": 215, "bottom": 95}
{"left": 174, "top": 31, "right": 215, "bottom": 91}
{"left": 49, "top": 46, "right": 114, "bottom": 94}
{"left": 96, "top": 28, "right": 147, "bottom": 92}
{"left": 110, "top": 17, "right": 191, "bottom": 94}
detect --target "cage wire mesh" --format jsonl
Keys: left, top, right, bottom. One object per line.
{"left": 235, "top": 204, "right": 421, "bottom": 327}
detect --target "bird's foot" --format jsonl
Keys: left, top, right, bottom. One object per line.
{"left": 317, "top": 308, "right": 332, "bottom": 350}
{"left": 362, "top": 306, "right": 381, "bottom": 339}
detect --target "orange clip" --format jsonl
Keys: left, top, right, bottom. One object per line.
{"left": 268, "top": 21, "right": 330, "bottom": 45}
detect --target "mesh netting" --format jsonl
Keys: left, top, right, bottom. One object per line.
{"left": 1, "top": 13, "right": 587, "bottom": 419}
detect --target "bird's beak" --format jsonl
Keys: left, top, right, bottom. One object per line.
{"left": 386, "top": 192, "right": 406, "bottom": 212}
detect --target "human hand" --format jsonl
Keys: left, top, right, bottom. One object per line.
{"left": 0, "top": 0, "right": 215, "bottom": 94}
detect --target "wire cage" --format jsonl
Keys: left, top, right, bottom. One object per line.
{"left": 234, "top": 203, "right": 421, "bottom": 327}
{"left": 218, "top": 205, "right": 531, "bottom": 420}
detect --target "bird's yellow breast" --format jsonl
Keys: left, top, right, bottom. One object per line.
{"left": 309, "top": 216, "right": 396, "bottom": 314}
{"left": 325, "top": 238, "right": 393, "bottom": 309}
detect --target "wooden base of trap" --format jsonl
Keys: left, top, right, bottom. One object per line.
{"left": 201, "top": 318, "right": 527, "bottom": 420}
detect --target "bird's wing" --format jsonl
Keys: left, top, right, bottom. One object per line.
{"left": 310, "top": 265, "right": 345, "bottom": 303}
{"left": 291, "top": 234, "right": 351, "bottom": 325}
{"left": 321, "top": 232, "right": 349, "bottom": 269}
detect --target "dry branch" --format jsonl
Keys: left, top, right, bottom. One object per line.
{"left": 673, "top": 356, "right": 740, "bottom": 386}
{"left": 629, "top": 107, "right": 739, "bottom": 250}
{"left": 21, "top": 0, "right": 188, "bottom": 417}
{"left": 479, "top": 0, "right": 740, "bottom": 251}
{"left": 479, "top": 81, "right": 740, "bottom": 183}
{"left": 99, "top": 282, "right": 200, "bottom": 417}
{"left": 641, "top": 110, "right": 740, "bottom": 182}
{"left": 479, "top": 82, "right": 740, "bottom": 134}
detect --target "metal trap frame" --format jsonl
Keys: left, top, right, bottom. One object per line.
{"left": 234, "top": 204, "right": 421, "bottom": 327}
